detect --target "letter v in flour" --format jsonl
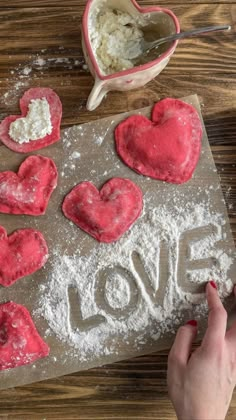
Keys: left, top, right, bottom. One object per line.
{"left": 131, "top": 241, "right": 169, "bottom": 308}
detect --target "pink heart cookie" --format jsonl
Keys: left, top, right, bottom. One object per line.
{"left": 0, "top": 87, "right": 62, "bottom": 153}
{"left": 62, "top": 178, "right": 143, "bottom": 243}
{"left": 0, "top": 155, "right": 58, "bottom": 216}
{"left": 0, "top": 302, "right": 49, "bottom": 370}
{"left": 115, "top": 98, "right": 202, "bottom": 184}
{"left": 0, "top": 226, "right": 48, "bottom": 287}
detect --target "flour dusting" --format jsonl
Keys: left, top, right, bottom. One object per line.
{"left": 0, "top": 182, "right": 35, "bottom": 204}
{"left": 1, "top": 49, "right": 87, "bottom": 109}
{"left": 34, "top": 110, "right": 235, "bottom": 364}
{"left": 105, "top": 273, "right": 131, "bottom": 309}
{"left": 37, "top": 198, "right": 234, "bottom": 362}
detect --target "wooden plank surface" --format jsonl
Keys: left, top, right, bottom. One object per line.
{"left": 0, "top": 1, "right": 235, "bottom": 419}
{"left": 2, "top": 1, "right": 236, "bottom": 6}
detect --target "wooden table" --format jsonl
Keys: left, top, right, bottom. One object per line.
{"left": 0, "top": 1, "right": 235, "bottom": 418}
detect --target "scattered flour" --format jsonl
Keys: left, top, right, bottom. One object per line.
{"left": 1, "top": 49, "right": 86, "bottom": 108}
{"left": 9, "top": 97, "right": 52, "bottom": 144}
{"left": 95, "top": 135, "right": 104, "bottom": 146}
{"left": 71, "top": 151, "right": 81, "bottom": 159}
{"left": 59, "top": 122, "right": 118, "bottom": 180}
{"left": 105, "top": 273, "right": 131, "bottom": 309}
{"left": 37, "top": 199, "right": 234, "bottom": 362}
{"left": 22, "top": 66, "right": 32, "bottom": 76}
{"left": 94, "top": 126, "right": 111, "bottom": 146}
{"left": 34, "top": 57, "right": 46, "bottom": 67}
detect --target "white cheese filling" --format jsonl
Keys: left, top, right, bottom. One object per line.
{"left": 9, "top": 97, "right": 53, "bottom": 144}
{"left": 89, "top": 9, "right": 144, "bottom": 75}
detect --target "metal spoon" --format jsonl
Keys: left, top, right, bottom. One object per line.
{"left": 126, "top": 24, "right": 231, "bottom": 60}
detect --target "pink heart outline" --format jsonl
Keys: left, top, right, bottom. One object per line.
{"left": 0, "top": 88, "right": 62, "bottom": 153}
{"left": 0, "top": 155, "right": 58, "bottom": 216}
{"left": 115, "top": 98, "right": 203, "bottom": 184}
{"left": 0, "top": 301, "right": 50, "bottom": 371}
{"left": 62, "top": 178, "right": 143, "bottom": 243}
{"left": 0, "top": 226, "right": 48, "bottom": 287}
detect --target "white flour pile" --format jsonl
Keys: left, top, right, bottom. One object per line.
{"left": 9, "top": 98, "right": 52, "bottom": 143}
{"left": 105, "top": 273, "right": 131, "bottom": 309}
{"left": 37, "top": 199, "right": 234, "bottom": 362}
{"left": 89, "top": 9, "right": 145, "bottom": 74}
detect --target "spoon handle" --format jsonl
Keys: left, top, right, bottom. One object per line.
{"left": 149, "top": 24, "right": 231, "bottom": 51}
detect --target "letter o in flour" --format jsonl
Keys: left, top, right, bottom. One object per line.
{"left": 94, "top": 266, "right": 139, "bottom": 318}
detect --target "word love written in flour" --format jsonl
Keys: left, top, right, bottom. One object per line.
{"left": 38, "top": 201, "right": 234, "bottom": 359}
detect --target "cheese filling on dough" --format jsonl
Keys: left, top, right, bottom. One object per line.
{"left": 9, "top": 98, "right": 53, "bottom": 144}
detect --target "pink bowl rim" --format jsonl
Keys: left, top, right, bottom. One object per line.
{"left": 82, "top": 0, "right": 180, "bottom": 81}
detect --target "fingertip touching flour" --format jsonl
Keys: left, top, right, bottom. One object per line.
{"left": 37, "top": 193, "right": 234, "bottom": 362}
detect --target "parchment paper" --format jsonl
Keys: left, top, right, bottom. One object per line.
{"left": 0, "top": 95, "right": 235, "bottom": 389}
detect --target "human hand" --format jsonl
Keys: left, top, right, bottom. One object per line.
{"left": 167, "top": 281, "right": 236, "bottom": 420}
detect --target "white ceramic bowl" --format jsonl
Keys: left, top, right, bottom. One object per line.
{"left": 82, "top": 0, "right": 180, "bottom": 111}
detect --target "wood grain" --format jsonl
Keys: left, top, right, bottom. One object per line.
{"left": 2, "top": 0, "right": 236, "bottom": 7}
{"left": 0, "top": 1, "right": 235, "bottom": 419}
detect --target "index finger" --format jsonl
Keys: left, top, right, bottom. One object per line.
{"left": 202, "top": 281, "right": 227, "bottom": 348}
{"left": 226, "top": 285, "right": 236, "bottom": 347}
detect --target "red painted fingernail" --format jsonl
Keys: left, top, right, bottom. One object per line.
{"left": 210, "top": 280, "right": 217, "bottom": 289}
{"left": 186, "top": 320, "right": 198, "bottom": 327}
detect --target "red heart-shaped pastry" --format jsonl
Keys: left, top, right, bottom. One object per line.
{"left": 62, "top": 178, "right": 143, "bottom": 243}
{"left": 115, "top": 98, "right": 202, "bottom": 184}
{"left": 0, "top": 226, "right": 48, "bottom": 287}
{"left": 0, "top": 302, "right": 49, "bottom": 370}
{"left": 0, "top": 155, "right": 58, "bottom": 216}
{"left": 0, "top": 87, "right": 62, "bottom": 153}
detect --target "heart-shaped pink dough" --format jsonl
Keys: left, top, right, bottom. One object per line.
{"left": 62, "top": 178, "right": 143, "bottom": 243}
{"left": 115, "top": 98, "right": 203, "bottom": 184}
{"left": 0, "top": 155, "right": 58, "bottom": 216}
{"left": 0, "top": 87, "right": 62, "bottom": 153}
{"left": 0, "top": 301, "right": 49, "bottom": 370}
{"left": 0, "top": 226, "right": 48, "bottom": 287}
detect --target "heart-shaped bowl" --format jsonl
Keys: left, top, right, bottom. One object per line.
{"left": 82, "top": 0, "right": 180, "bottom": 111}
